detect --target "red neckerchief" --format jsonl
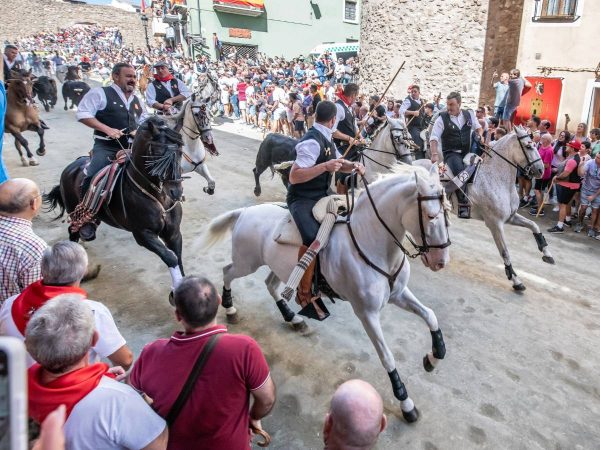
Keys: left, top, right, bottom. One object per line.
{"left": 337, "top": 92, "right": 352, "bottom": 107}
{"left": 12, "top": 280, "right": 87, "bottom": 335}
{"left": 154, "top": 73, "right": 174, "bottom": 82}
{"left": 28, "top": 363, "right": 115, "bottom": 423}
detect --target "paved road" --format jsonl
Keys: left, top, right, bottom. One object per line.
{"left": 3, "top": 103, "right": 599, "bottom": 449}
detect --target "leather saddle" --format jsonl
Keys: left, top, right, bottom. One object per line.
{"left": 272, "top": 195, "right": 350, "bottom": 246}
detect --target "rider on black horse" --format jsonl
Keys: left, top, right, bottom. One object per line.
{"left": 287, "top": 100, "right": 365, "bottom": 312}
{"left": 75, "top": 62, "right": 146, "bottom": 240}
{"left": 429, "top": 91, "right": 483, "bottom": 219}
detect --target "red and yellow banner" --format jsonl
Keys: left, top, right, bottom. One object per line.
{"left": 514, "top": 77, "right": 563, "bottom": 134}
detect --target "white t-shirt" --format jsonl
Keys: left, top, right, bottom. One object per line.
{"left": 65, "top": 377, "right": 166, "bottom": 450}
{"left": 272, "top": 87, "right": 287, "bottom": 107}
{"left": 0, "top": 297, "right": 126, "bottom": 368}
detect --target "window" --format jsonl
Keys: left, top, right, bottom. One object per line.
{"left": 343, "top": 0, "right": 358, "bottom": 23}
{"left": 533, "top": 0, "right": 580, "bottom": 22}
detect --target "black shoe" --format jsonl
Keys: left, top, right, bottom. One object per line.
{"left": 547, "top": 225, "right": 564, "bottom": 233}
{"left": 79, "top": 223, "right": 97, "bottom": 241}
{"left": 529, "top": 207, "right": 544, "bottom": 217}
{"left": 519, "top": 198, "right": 530, "bottom": 208}
{"left": 564, "top": 220, "right": 573, "bottom": 228}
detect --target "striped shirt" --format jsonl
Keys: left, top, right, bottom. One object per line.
{"left": 0, "top": 216, "right": 48, "bottom": 303}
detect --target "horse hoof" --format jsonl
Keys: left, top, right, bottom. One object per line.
{"left": 254, "top": 189, "right": 261, "bottom": 197}
{"left": 542, "top": 256, "right": 555, "bottom": 265}
{"left": 168, "top": 291, "right": 175, "bottom": 307}
{"left": 423, "top": 355, "right": 435, "bottom": 373}
{"left": 28, "top": 159, "right": 39, "bottom": 166}
{"left": 44, "top": 105, "right": 50, "bottom": 112}
{"left": 203, "top": 187, "right": 215, "bottom": 195}
{"left": 63, "top": 106, "right": 67, "bottom": 111}
{"left": 512, "top": 283, "right": 526, "bottom": 292}
{"left": 226, "top": 312, "right": 240, "bottom": 324}
{"left": 36, "top": 149, "right": 46, "bottom": 156}
{"left": 402, "top": 407, "right": 420, "bottom": 423}
{"left": 20, "top": 158, "right": 28, "bottom": 167}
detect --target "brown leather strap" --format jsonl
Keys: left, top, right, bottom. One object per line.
{"left": 165, "top": 334, "right": 221, "bottom": 425}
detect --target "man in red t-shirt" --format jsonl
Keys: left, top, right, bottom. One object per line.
{"left": 129, "top": 276, "right": 275, "bottom": 450}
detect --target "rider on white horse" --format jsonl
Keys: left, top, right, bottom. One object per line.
{"left": 145, "top": 61, "right": 191, "bottom": 114}
{"left": 429, "top": 91, "right": 483, "bottom": 219}
{"left": 287, "top": 101, "right": 365, "bottom": 312}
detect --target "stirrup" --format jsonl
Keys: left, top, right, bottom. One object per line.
{"left": 298, "top": 297, "right": 330, "bottom": 321}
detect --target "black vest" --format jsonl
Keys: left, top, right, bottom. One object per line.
{"left": 567, "top": 154, "right": 582, "bottom": 184}
{"left": 152, "top": 78, "right": 180, "bottom": 105}
{"left": 440, "top": 110, "right": 472, "bottom": 155}
{"left": 94, "top": 87, "right": 142, "bottom": 149}
{"left": 333, "top": 99, "right": 356, "bottom": 150}
{"left": 287, "top": 127, "right": 336, "bottom": 203}
{"left": 406, "top": 96, "right": 424, "bottom": 129}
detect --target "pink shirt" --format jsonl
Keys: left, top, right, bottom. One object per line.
{"left": 538, "top": 145, "right": 554, "bottom": 180}
{"left": 557, "top": 158, "right": 580, "bottom": 189}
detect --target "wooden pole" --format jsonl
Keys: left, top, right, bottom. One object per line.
{"left": 341, "top": 61, "right": 406, "bottom": 158}
{"left": 536, "top": 176, "right": 556, "bottom": 217}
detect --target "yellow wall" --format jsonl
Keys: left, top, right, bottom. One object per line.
{"left": 517, "top": 0, "right": 599, "bottom": 133}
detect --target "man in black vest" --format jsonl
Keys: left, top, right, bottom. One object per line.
{"left": 145, "top": 61, "right": 190, "bottom": 113}
{"left": 75, "top": 62, "right": 145, "bottom": 240}
{"left": 3, "top": 45, "right": 22, "bottom": 84}
{"left": 429, "top": 91, "right": 483, "bottom": 219}
{"left": 332, "top": 83, "right": 362, "bottom": 192}
{"left": 399, "top": 85, "right": 426, "bottom": 159}
{"left": 288, "top": 101, "right": 365, "bottom": 309}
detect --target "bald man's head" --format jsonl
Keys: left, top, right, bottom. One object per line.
{"left": 0, "top": 178, "right": 41, "bottom": 218}
{"left": 323, "top": 380, "right": 386, "bottom": 450}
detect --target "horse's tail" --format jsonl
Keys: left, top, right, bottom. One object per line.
{"left": 43, "top": 185, "right": 65, "bottom": 219}
{"left": 201, "top": 208, "right": 244, "bottom": 249}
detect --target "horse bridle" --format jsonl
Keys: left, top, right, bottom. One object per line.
{"left": 358, "top": 122, "right": 414, "bottom": 170}
{"left": 482, "top": 132, "right": 541, "bottom": 176}
{"left": 345, "top": 171, "right": 451, "bottom": 287}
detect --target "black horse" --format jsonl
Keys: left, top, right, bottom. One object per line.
{"left": 253, "top": 133, "right": 297, "bottom": 196}
{"left": 33, "top": 76, "right": 58, "bottom": 112}
{"left": 44, "top": 117, "right": 185, "bottom": 298}
{"left": 62, "top": 80, "right": 90, "bottom": 110}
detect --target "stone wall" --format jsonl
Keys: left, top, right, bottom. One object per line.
{"left": 0, "top": 0, "right": 147, "bottom": 49}
{"left": 360, "top": 0, "right": 490, "bottom": 108}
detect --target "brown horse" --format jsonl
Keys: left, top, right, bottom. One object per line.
{"left": 138, "top": 64, "right": 152, "bottom": 96}
{"left": 4, "top": 79, "right": 48, "bottom": 166}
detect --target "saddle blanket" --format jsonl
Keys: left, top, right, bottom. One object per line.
{"left": 439, "top": 156, "right": 480, "bottom": 195}
{"left": 272, "top": 195, "right": 350, "bottom": 246}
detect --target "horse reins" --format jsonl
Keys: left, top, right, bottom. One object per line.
{"left": 344, "top": 170, "right": 450, "bottom": 289}
{"left": 480, "top": 132, "right": 541, "bottom": 176}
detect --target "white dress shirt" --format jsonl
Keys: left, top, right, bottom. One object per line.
{"left": 294, "top": 122, "right": 342, "bottom": 168}
{"left": 76, "top": 84, "right": 146, "bottom": 121}
{"left": 145, "top": 77, "right": 191, "bottom": 107}
{"left": 429, "top": 109, "right": 481, "bottom": 153}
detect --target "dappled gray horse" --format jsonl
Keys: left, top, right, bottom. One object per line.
{"left": 201, "top": 164, "right": 451, "bottom": 422}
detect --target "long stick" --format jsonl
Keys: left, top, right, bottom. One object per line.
{"left": 536, "top": 176, "right": 556, "bottom": 217}
{"left": 342, "top": 61, "right": 406, "bottom": 158}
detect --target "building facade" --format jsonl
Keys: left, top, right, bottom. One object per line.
{"left": 186, "top": 0, "right": 360, "bottom": 60}
{"left": 513, "top": 0, "right": 599, "bottom": 131}
{"left": 360, "top": 0, "right": 598, "bottom": 132}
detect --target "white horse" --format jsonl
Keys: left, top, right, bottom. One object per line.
{"left": 454, "top": 126, "right": 554, "bottom": 290}
{"left": 201, "top": 164, "right": 451, "bottom": 422}
{"left": 358, "top": 117, "right": 415, "bottom": 183}
{"left": 166, "top": 94, "right": 218, "bottom": 194}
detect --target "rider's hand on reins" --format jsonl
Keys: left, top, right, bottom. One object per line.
{"left": 105, "top": 127, "right": 124, "bottom": 140}
{"left": 324, "top": 159, "right": 343, "bottom": 173}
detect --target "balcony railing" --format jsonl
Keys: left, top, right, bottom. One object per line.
{"left": 532, "top": 0, "right": 580, "bottom": 22}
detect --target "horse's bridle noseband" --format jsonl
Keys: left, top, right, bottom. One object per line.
{"left": 483, "top": 132, "right": 541, "bottom": 176}
{"left": 358, "top": 122, "right": 414, "bottom": 170}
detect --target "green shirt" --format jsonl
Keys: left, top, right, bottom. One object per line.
{"left": 592, "top": 141, "right": 600, "bottom": 157}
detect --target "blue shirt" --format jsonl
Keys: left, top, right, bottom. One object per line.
{"left": 493, "top": 82, "right": 509, "bottom": 107}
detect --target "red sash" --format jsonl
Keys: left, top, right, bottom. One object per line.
{"left": 28, "top": 363, "right": 115, "bottom": 423}
{"left": 154, "top": 73, "right": 174, "bottom": 82}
